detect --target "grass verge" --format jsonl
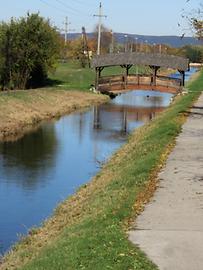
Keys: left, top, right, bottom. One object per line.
{"left": 1, "top": 70, "right": 203, "bottom": 270}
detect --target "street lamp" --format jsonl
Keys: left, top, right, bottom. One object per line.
{"left": 145, "top": 40, "right": 148, "bottom": 53}
{"left": 153, "top": 43, "right": 156, "bottom": 53}
{"left": 124, "top": 34, "right": 128, "bottom": 52}
{"left": 109, "top": 29, "right": 114, "bottom": 53}
{"left": 159, "top": 44, "right": 162, "bottom": 54}
{"left": 135, "top": 37, "right": 138, "bottom": 52}
{"left": 135, "top": 37, "right": 139, "bottom": 80}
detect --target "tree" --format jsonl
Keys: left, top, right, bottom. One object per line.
{"left": 0, "top": 23, "right": 11, "bottom": 89}
{"left": 180, "top": 45, "right": 203, "bottom": 62}
{"left": 0, "top": 13, "right": 61, "bottom": 90}
{"left": 182, "top": 2, "right": 203, "bottom": 41}
{"left": 93, "top": 24, "right": 113, "bottom": 54}
{"left": 191, "top": 18, "right": 203, "bottom": 40}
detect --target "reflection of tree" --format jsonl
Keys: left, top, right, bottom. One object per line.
{"left": 0, "top": 125, "right": 58, "bottom": 189}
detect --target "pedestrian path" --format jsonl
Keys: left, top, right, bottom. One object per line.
{"left": 129, "top": 93, "right": 203, "bottom": 270}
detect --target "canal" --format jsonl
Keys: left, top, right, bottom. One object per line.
{"left": 0, "top": 68, "right": 195, "bottom": 255}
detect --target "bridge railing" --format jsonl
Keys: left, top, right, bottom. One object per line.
{"left": 98, "top": 74, "right": 182, "bottom": 92}
{"left": 157, "top": 75, "right": 182, "bottom": 84}
{"left": 98, "top": 75, "right": 124, "bottom": 85}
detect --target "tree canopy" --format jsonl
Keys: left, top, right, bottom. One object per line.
{"left": 0, "top": 13, "right": 61, "bottom": 90}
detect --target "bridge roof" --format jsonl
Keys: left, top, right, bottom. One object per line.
{"left": 91, "top": 52, "right": 189, "bottom": 71}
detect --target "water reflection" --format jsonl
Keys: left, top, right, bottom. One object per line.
{"left": 0, "top": 89, "right": 172, "bottom": 254}
{"left": 0, "top": 125, "right": 58, "bottom": 189}
{"left": 92, "top": 90, "right": 167, "bottom": 141}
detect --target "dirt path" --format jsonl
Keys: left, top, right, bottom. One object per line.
{"left": 129, "top": 93, "right": 203, "bottom": 270}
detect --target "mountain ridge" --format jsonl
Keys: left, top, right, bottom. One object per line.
{"left": 67, "top": 32, "right": 202, "bottom": 48}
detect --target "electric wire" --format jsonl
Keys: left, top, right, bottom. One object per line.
{"left": 39, "top": 0, "right": 97, "bottom": 33}
{"left": 54, "top": 0, "right": 92, "bottom": 17}
{"left": 39, "top": 0, "right": 68, "bottom": 15}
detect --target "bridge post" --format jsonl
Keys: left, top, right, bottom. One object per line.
{"left": 150, "top": 66, "right": 160, "bottom": 86}
{"left": 95, "top": 67, "right": 104, "bottom": 90}
{"left": 178, "top": 70, "right": 185, "bottom": 87}
{"left": 125, "top": 65, "right": 132, "bottom": 89}
{"left": 93, "top": 106, "right": 101, "bottom": 129}
{"left": 122, "top": 109, "right": 127, "bottom": 133}
{"left": 95, "top": 67, "right": 99, "bottom": 90}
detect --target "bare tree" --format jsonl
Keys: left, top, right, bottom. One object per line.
{"left": 181, "top": 2, "right": 203, "bottom": 40}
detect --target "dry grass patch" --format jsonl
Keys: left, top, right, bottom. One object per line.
{"left": 0, "top": 89, "right": 108, "bottom": 141}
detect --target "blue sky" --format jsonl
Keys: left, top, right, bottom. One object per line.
{"left": 1, "top": 0, "right": 201, "bottom": 36}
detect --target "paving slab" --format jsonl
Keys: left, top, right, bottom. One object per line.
{"left": 129, "top": 93, "right": 203, "bottom": 270}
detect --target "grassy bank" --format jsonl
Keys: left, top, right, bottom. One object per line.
{"left": 48, "top": 61, "right": 95, "bottom": 91}
{"left": 0, "top": 89, "right": 108, "bottom": 141}
{"left": 49, "top": 60, "right": 150, "bottom": 90}
{"left": 1, "top": 70, "right": 202, "bottom": 270}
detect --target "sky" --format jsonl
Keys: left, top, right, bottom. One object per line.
{"left": 0, "top": 0, "right": 201, "bottom": 36}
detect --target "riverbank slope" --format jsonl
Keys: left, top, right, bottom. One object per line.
{"left": 0, "top": 89, "right": 108, "bottom": 141}
{"left": 0, "top": 70, "right": 202, "bottom": 270}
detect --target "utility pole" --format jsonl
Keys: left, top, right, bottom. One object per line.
{"left": 64, "top": 16, "right": 71, "bottom": 45}
{"left": 62, "top": 17, "right": 75, "bottom": 61}
{"left": 94, "top": 2, "right": 107, "bottom": 55}
{"left": 81, "top": 26, "right": 91, "bottom": 68}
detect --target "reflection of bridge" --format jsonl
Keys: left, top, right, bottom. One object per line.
{"left": 91, "top": 52, "right": 189, "bottom": 94}
{"left": 93, "top": 104, "right": 165, "bottom": 133}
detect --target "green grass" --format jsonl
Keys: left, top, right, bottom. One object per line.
{"left": 2, "top": 70, "right": 203, "bottom": 270}
{"left": 48, "top": 60, "right": 150, "bottom": 91}
{"left": 48, "top": 61, "right": 95, "bottom": 91}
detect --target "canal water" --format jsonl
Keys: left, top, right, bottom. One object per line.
{"left": 0, "top": 68, "right": 196, "bottom": 255}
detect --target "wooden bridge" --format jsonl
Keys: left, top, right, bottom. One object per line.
{"left": 91, "top": 52, "right": 189, "bottom": 94}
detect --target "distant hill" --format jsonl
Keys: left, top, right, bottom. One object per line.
{"left": 67, "top": 32, "right": 202, "bottom": 48}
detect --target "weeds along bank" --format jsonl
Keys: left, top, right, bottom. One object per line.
{"left": 0, "top": 89, "right": 108, "bottom": 141}
{"left": 0, "top": 70, "right": 203, "bottom": 270}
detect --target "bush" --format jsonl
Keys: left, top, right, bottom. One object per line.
{"left": 0, "top": 13, "right": 61, "bottom": 90}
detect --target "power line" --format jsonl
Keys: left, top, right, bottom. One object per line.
{"left": 55, "top": 0, "right": 81, "bottom": 14}
{"left": 39, "top": 0, "right": 90, "bottom": 28}
{"left": 67, "top": 0, "right": 96, "bottom": 8}
{"left": 39, "top": 0, "right": 98, "bottom": 34}
{"left": 54, "top": 0, "right": 91, "bottom": 17}
{"left": 39, "top": 0, "right": 67, "bottom": 15}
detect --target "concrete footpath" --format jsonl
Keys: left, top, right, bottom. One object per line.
{"left": 129, "top": 93, "right": 203, "bottom": 270}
